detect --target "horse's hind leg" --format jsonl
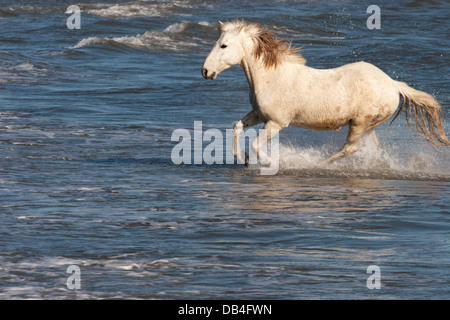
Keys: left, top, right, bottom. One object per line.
{"left": 322, "top": 123, "right": 366, "bottom": 165}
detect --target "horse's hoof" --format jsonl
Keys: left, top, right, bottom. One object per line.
{"left": 244, "top": 153, "right": 249, "bottom": 167}
{"left": 318, "top": 159, "right": 334, "bottom": 167}
{"left": 235, "top": 151, "right": 249, "bottom": 166}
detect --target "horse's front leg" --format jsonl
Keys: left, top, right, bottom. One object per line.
{"left": 233, "top": 110, "right": 263, "bottom": 165}
{"left": 251, "top": 120, "right": 283, "bottom": 167}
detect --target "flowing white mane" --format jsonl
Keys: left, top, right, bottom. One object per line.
{"left": 219, "top": 19, "right": 306, "bottom": 68}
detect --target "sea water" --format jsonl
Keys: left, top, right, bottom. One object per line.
{"left": 0, "top": 0, "right": 449, "bottom": 299}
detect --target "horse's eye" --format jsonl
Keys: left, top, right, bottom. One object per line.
{"left": 221, "top": 44, "right": 228, "bottom": 49}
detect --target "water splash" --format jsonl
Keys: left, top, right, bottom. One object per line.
{"left": 275, "top": 135, "right": 449, "bottom": 181}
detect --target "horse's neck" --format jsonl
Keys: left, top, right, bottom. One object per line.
{"left": 240, "top": 58, "right": 255, "bottom": 93}
{"left": 240, "top": 54, "right": 303, "bottom": 97}
{"left": 240, "top": 56, "right": 278, "bottom": 95}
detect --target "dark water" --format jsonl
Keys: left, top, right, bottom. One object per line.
{"left": 0, "top": 0, "right": 449, "bottom": 299}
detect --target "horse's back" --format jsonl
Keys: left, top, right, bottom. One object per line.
{"left": 344, "top": 61, "right": 400, "bottom": 117}
{"left": 289, "top": 61, "right": 400, "bottom": 130}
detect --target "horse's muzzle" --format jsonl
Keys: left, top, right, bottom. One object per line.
{"left": 202, "top": 68, "right": 216, "bottom": 80}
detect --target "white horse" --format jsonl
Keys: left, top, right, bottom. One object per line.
{"left": 202, "top": 19, "right": 449, "bottom": 166}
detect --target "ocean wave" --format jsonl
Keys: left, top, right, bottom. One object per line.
{"left": 163, "top": 21, "right": 212, "bottom": 33}
{"left": 71, "top": 21, "right": 213, "bottom": 51}
{"left": 0, "top": 52, "right": 81, "bottom": 84}
{"left": 71, "top": 31, "right": 194, "bottom": 51}
{"left": 0, "top": 5, "right": 61, "bottom": 15}
{"left": 0, "top": 1, "right": 201, "bottom": 18}
{"left": 85, "top": 1, "right": 193, "bottom": 18}
{"left": 0, "top": 61, "right": 46, "bottom": 84}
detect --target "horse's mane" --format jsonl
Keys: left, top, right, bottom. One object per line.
{"left": 219, "top": 19, "right": 306, "bottom": 69}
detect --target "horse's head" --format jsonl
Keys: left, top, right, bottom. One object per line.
{"left": 202, "top": 21, "right": 247, "bottom": 80}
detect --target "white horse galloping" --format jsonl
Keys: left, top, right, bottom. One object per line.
{"left": 202, "top": 19, "right": 449, "bottom": 166}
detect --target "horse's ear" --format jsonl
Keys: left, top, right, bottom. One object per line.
{"left": 218, "top": 20, "right": 223, "bottom": 25}
{"left": 218, "top": 20, "right": 223, "bottom": 32}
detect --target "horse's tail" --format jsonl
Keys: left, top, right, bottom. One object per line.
{"left": 391, "top": 81, "right": 449, "bottom": 148}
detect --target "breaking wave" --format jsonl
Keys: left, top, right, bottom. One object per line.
{"left": 0, "top": 1, "right": 209, "bottom": 19}
{"left": 85, "top": 1, "right": 195, "bottom": 18}
{"left": 71, "top": 21, "right": 214, "bottom": 51}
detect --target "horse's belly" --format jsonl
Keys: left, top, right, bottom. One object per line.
{"left": 290, "top": 116, "right": 350, "bottom": 131}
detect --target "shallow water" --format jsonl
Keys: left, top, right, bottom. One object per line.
{"left": 0, "top": 0, "right": 449, "bottom": 299}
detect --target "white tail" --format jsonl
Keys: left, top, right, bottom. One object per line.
{"left": 392, "top": 81, "right": 449, "bottom": 148}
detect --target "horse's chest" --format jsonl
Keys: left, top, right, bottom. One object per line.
{"left": 250, "top": 99, "right": 272, "bottom": 122}
{"left": 250, "top": 90, "right": 279, "bottom": 120}
{"left": 249, "top": 92, "right": 266, "bottom": 117}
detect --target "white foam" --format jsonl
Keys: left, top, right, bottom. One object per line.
{"left": 102, "top": 259, "right": 141, "bottom": 270}
{"left": 163, "top": 22, "right": 190, "bottom": 33}
{"left": 163, "top": 21, "right": 214, "bottom": 33}
{"left": 71, "top": 19, "right": 215, "bottom": 50}
{"left": 87, "top": 3, "right": 165, "bottom": 18}
{"left": 0, "top": 286, "right": 42, "bottom": 299}
{"left": 86, "top": 1, "right": 194, "bottom": 18}
{"left": 15, "top": 62, "right": 34, "bottom": 71}
{"left": 71, "top": 37, "right": 101, "bottom": 49}
{"left": 116, "top": 263, "right": 140, "bottom": 270}
{"left": 274, "top": 134, "right": 449, "bottom": 180}
{"left": 78, "top": 187, "right": 102, "bottom": 191}
{"left": 71, "top": 30, "right": 198, "bottom": 51}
